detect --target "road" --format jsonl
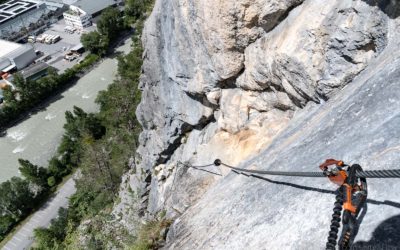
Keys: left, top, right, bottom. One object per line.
{"left": 2, "top": 178, "right": 76, "bottom": 250}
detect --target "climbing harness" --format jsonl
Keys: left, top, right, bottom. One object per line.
{"left": 178, "top": 159, "right": 400, "bottom": 249}
{"left": 319, "top": 159, "right": 367, "bottom": 249}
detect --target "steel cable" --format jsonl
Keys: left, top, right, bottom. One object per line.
{"left": 355, "top": 169, "right": 400, "bottom": 178}
{"left": 178, "top": 159, "right": 399, "bottom": 250}
{"left": 179, "top": 159, "right": 400, "bottom": 179}
{"left": 326, "top": 187, "right": 344, "bottom": 250}
{"left": 179, "top": 162, "right": 216, "bottom": 168}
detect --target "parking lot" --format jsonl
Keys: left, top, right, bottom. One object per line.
{"left": 33, "top": 19, "right": 96, "bottom": 73}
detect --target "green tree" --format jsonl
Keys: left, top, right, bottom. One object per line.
{"left": 0, "top": 215, "right": 15, "bottom": 241}
{"left": 11, "top": 73, "right": 26, "bottom": 90}
{"left": 18, "top": 159, "right": 49, "bottom": 188}
{"left": 33, "top": 227, "right": 64, "bottom": 250}
{"left": 97, "top": 8, "right": 124, "bottom": 41}
{"left": 48, "top": 157, "right": 69, "bottom": 180}
{"left": 47, "top": 176, "right": 56, "bottom": 187}
{"left": 81, "top": 31, "right": 109, "bottom": 55}
{"left": 2, "top": 85, "right": 17, "bottom": 103}
{"left": 126, "top": 0, "right": 152, "bottom": 19}
{"left": 0, "top": 177, "right": 35, "bottom": 219}
{"left": 33, "top": 208, "right": 69, "bottom": 249}
{"left": 20, "top": 1, "right": 153, "bottom": 247}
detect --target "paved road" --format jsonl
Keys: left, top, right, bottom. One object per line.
{"left": 2, "top": 178, "right": 76, "bottom": 250}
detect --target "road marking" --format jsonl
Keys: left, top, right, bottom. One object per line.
{"left": 8, "top": 241, "right": 18, "bottom": 246}
{"left": 3, "top": 180, "right": 76, "bottom": 250}
{"left": 31, "top": 218, "right": 40, "bottom": 223}
{"left": 19, "top": 232, "right": 28, "bottom": 237}
{"left": 13, "top": 235, "right": 23, "bottom": 241}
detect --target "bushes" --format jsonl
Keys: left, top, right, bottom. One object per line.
{"left": 47, "top": 157, "right": 69, "bottom": 181}
{"left": 0, "top": 216, "right": 14, "bottom": 241}
{"left": 73, "top": 54, "right": 100, "bottom": 72}
{"left": 0, "top": 106, "right": 105, "bottom": 241}
{"left": 125, "top": 0, "right": 154, "bottom": 21}
{"left": 130, "top": 215, "right": 172, "bottom": 250}
{"left": 81, "top": 8, "right": 125, "bottom": 55}
{"left": 0, "top": 3, "right": 124, "bottom": 244}
{"left": 0, "top": 54, "right": 99, "bottom": 130}
{"left": 0, "top": 177, "right": 36, "bottom": 240}
{"left": 29, "top": 1, "right": 156, "bottom": 248}
{"left": 18, "top": 159, "right": 49, "bottom": 189}
{"left": 81, "top": 31, "right": 108, "bottom": 55}
{"left": 33, "top": 208, "right": 69, "bottom": 250}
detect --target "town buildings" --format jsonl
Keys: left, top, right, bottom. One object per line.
{"left": 62, "top": 4, "right": 90, "bottom": 30}
{"left": 0, "top": 0, "right": 66, "bottom": 41}
{"left": 0, "top": 39, "right": 36, "bottom": 73}
{"left": 63, "top": 0, "right": 118, "bottom": 30}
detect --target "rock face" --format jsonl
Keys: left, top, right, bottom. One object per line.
{"left": 126, "top": 0, "right": 400, "bottom": 248}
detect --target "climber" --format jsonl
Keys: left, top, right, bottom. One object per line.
{"left": 183, "top": 158, "right": 400, "bottom": 249}
{"left": 320, "top": 159, "right": 367, "bottom": 250}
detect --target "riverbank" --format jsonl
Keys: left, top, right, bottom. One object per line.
{"left": 0, "top": 34, "right": 134, "bottom": 247}
{"left": 0, "top": 30, "right": 133, "bottom": 135}
{"left": 0, "top": 56, "right": 99, "bottom": 134}
{"left": 0, "top": 36, "right": 133, "bottom": 183}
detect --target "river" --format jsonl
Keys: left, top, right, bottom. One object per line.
{"left": 0, "top": 38, "right": 132, "bottom": 183}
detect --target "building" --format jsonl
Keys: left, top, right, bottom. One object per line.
{"left": 42, "top": 0, "right": 67, "bottom": 16}
{"left": 70, "top": 43, "right": 84, "bottom": 54}
{"left": 63, "top": 4, "right": 91, "bottom": 30}
{"left": 0, "top": 0, "right": 66, "bottom": 41}
{"left": 0, "top": 39, "right": 36, "bottom": 73}
{"left": 20, "top": 61, "right": 50, "bottom": 81}
{"left": 72, "top": 0, "right": 118, "bottom": 17}
{"left": 63, "top": 0, "right": 118, "bottom": 30}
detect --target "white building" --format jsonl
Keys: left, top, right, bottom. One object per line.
{"left": 0, "top": 39, "right": 36, "bottom": 73}
{"left": 62, "top": 0, "right": 118, "bottom": 30}
{"left": 63, "top": 5, "right": 91, "bottom": 30}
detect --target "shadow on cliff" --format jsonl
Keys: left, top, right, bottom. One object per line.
{"left": 233, "top": 172, "right": 400, "bottom": 247}
{"left": 190, "top": 166, "right": 222, "bottom": 176}
{"left": 352, "top": 214, "right": 400, "bottom": 249}
{"left": 233, "top": 171, "right": 400, "bottom": 209}
{"left": 361, "top": 0, "right": 400, "bottom": 18}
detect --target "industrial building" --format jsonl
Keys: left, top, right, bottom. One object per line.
{"left": 20, "top": 61, "right": 50, "bottom": 81}
{"left": 0, "top": 0, "right": 66, "bottom": 41}
{"left": 0, "top": 39, "right": 36, "bottom": 73}
{"left": 63, "top": 0, "right": 118, "bottom": 30}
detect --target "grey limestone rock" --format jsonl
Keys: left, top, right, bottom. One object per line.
{"left": 165, "top": 35, "right": 400, "bottom": 250}
{"left": 130, "top": 0, "right": 400, "bottom": 248}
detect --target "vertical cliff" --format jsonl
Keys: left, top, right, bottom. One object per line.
{"left": 119, "top": 0, "right": 400, "bottom": 248}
